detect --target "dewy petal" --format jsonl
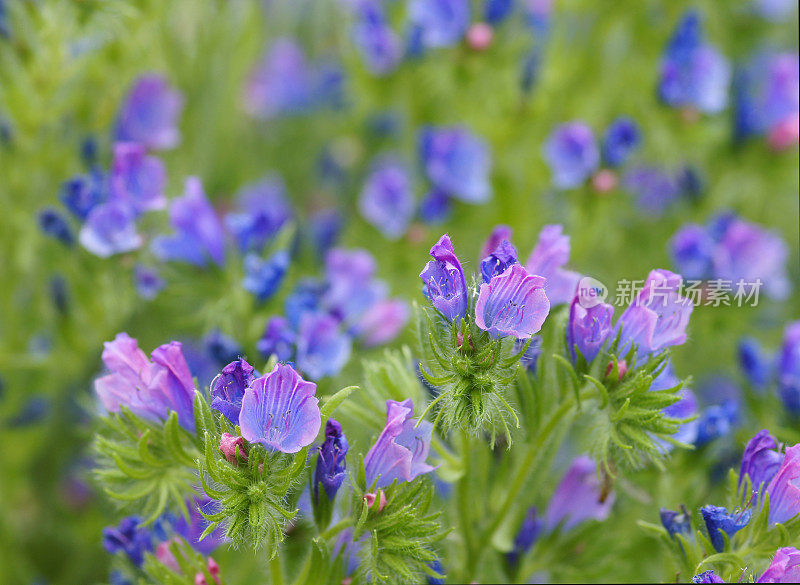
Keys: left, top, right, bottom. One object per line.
{"left": 239, "top": 363, "right": 321, "bottom": 453}
{"left": 475, "top": 263, "right": 550, "bottom": 339}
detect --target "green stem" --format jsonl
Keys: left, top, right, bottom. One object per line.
{"left": 318, "top": 516, "right": 354, "bottom": 541}
{"left": 431, "top": 435, "right": 461, "bottom": 468}
{"left": 456, "top": 431, "right": 478, "bottom": 579}
{"left": 269, "top": 553, "right": 283, "bottom": 585}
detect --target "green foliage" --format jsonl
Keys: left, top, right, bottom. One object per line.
{"left": 93, "top": 408, "right": 201, "bottom": 523}
{"left": 141, "top": 537, "right": 225, "bottom": 585}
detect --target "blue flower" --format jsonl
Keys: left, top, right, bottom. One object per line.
{"left": 210, "top": 359, "right": 256, "bottom": 424}
{"left": 779, "top": 321, "right": 800, "bottom": 415}
{"left": 39, "top": 208, "right": 74, "bottom": 246}
{"left": 364, "top": 399, "right": 435, "bottom": 488}
{"left": 670, "top": 224, "right": 716, "bottom": 281}
{"left": 418, "top": 190, "right": 452, "bottom": 224}
{"left": 172, "top": 496, "right": 228, "bottom": 554}
{"left": 79, "top": 202, "right": 143, "bottom": 258}
{"left": 484, "top": 0, "right": 514, "bottom": 25}
{"left": 242, "top": 250, "right": 290, "bottom": 302}
{"left": 323, "top": 248, "right": 386, "bottom": 325}
{"left": 102, "top": 516, "right": 154, "bottom": 566}
{"left": 480, "top": 239, "right": 518, "bottom": 284}
{"left": 622, "top": 166, "right": 682, "bottom": 216}
{"left": 309, "top": 209, "right": 342, "bottom": 260}
{"left": 659, "top": 507, "right": 692, "bottom": 538}
{"left": 257, "top": 316, "right": 296, "bottom": 362}
{"left": 203, "top": 329, "right": 243, "bottom": 367}
{"left": 738, "top": 338, "right": 772, "bottom": 390}
{"left": 694, "top": 400, "right": 738, "bottom": 447}
{"left": 419, "top": 126, "right": 491, "bottom": 203}
{"left": 133, "top": 265, "right": 165, "bottom": 300}
{"left": 151, "top": 177, "right": 226, "bottom": 267}
{"left": 701, "top": 505, "right": 751, "bottom": 552}
{"left": 419, "top": 234, "right": 468, "bottom": 321}
{"left": 358, "top": 157, "right": 415, "bottom": 239}
{"left": 352, "top": 1, "right": 402, "bottom": 76}
{"left": 543, "top": 122, "right": 599, "bottom": 189}
{"left": 60, "top": 169, "right": 108, "bottom": 220}
{"left": 295, "top": 312, "right": 352, "bottom": 380}
{"left": 408, "top": 0, "right": 470, "bottom": 49}
{"left": 507, "top": 507, "right": 543, "bottom": 566}
{"left": 314, "top": 419, "right": 348, "bottom": 503}
{"left": 115, "top": 75, "right": 184, "bottom": 150}
{"left": 109, "top": 142, "right": 166, "bottom": 214}
{"left": 284, "top": 279, "right": 326, "bottom": 329}
{"left": 601, "top": 117, "right": 641, "bottom": 167}
{"left": 475, "top": 264, "right": 550, "bottom": 339}
{"left": 692, "top": 570, "right": 724, "bottom": 583}
{"left": 658, "top": 11, "right": 730, "bottom": 114}
{"left": 224, "top": 176, "right": 292, "bottom": 254}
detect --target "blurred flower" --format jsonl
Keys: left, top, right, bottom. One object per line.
{"left": 653, "top": 362, "right": 699, "bottom": 446}
{"left": 39, "top": 208, "right": 75, "bottom": 246}
{"left": 257, "top": 316, "right": 296, "bottom": 362}
{"left": 285, "top": 279, "right": 325, "bottom": 329}
{"left": 543, "top": 122, "right": 599, "bottom": 189}
{"left": 173, "top": 496, "right": 227, "bottom": 555}
{"left": 480, "top": 239, "right": 518, "bottom": 283}
{"left": 242, "top": 250, "right": 290, "bottom": 302}
{"left": 94, "top": 333, "right": 197, "bottom": 431}
{"left": 358, "top": 156, "right": 415, "bottom": 239}
{"left": 658, "top": 10, "right": 730, "bottom": 114}
{"left": 203, "top": 330, "right": 242, "bottom": 367}
{"left": 660, "top": 506, "right": 692, "bottom": 538}
{"left": 694, "top": 400, "right": 738, "bottom": 447}
{"left": 109, "top": 142, "right": 166, "bottom": 213}
{"left": 79, "top": 202, "right": 143, "bottom": 258}
{"left": 210, "top": 359, "right": 257, "bottom": 424}
{"left": 151, "top": 177, "right": 226, "bottom": 267}
{"left": 419, "top": 125, "right": 491, "bottom": 203}
{"left": 60, "top": 169, "right": 109, "bottom": 220}
{"left": 364, "top": 399, "right": 435, "bottom": 488}
{"left": 515, "top": 335, "right": 543, "bottom": 373}
{"left": 352, "top": 0, "right": 403, "bottom": 75}
{"left": 484, "top": 0, "right": 513, "bottom": 25}
{"left": 419, "top": 234, "right": 468, "bottom": 320}
{"left": 507, "top": 507, "right": 543, "bottom": 567}
{"left": 309, "top": 209, "right": 342, "bottom": 260}
{"left": 480, "top": 224, "right": 513, "bottom": 260}
{"left": 740, "top": 429, "right": 784, "bottom": 499}
{"left": 567, "top": 294, "right": 614, "bottom": 363}
{"left": 757, "top": 547, "right": 800, "bottom": 582}
{"left": 102, "top": 516, "right": 153, "bottom": 566}
{"left": 225, "top": 176, "right": 292, "bottom": 254}
{"left": 525, "top": 224, "right": 581, "bottom": 305}
{"left": 418, "top": 189, "right": 452, "bottom": 224}
{"left": 601, "top": 117, "right": 641, "bottom": 167}
{"left": 766, "top": 444, "right": 800, "bottom": 525}
{"left": 544, "top": 456, "right": 614, "bottom": 532}
{"left": 408, "top": 0, "right": 470, "bottom": 49}
{"left": 353, "top": 299, "right": 410, "bottom": 348}
{"left": 778, "top": 321, "right": 800, "bottom": 415}
{"left": 754, "top": 0, "right": 797, "bottom": 19}
{"left": 313, "top": 419, "right": 349, "bottom": 503}
{"left": 701, "top": 505, "right": 751, "bottom": 552}
{"left": 693, "top": 571, "right": 725, "bottom": 583}
{"left": 115, "top": 74, "right": 184, "bottom": 150}
{"left": 476, "top": 264, "right": 550, "bottom": 339}
{"left": 466, "top": 22, "right": 493, "bottom": 51}
{"left": 239, "top": 363, "right": 321, "bottom": 453}
{"left": 295, "top": 312, "right": 352, "bottom": 380}
{"left": 738, "top": 338, "right": 772, "bottom": 389}
{"left": 617, "top": 269, "right": 692, "bottom": 357}
{"left": 622, "top": 166, "right": 682, "bottom": 216}
{"left": 134, "top": 265, "right": 165, "bottom": 300}
{"left": 323, "top": 248, "right": 387, "bottom": 325}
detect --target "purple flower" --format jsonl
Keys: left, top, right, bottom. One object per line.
{"left": 244, "top": 38, "right": 314, "bottom": 118}
{"left": 79, "top": 202, "right": 143, "bottom": 257}
{"left": 225, "top": 176, "right": 292, "bottom": 253}
{"left": 544, "top": 456, "right": 614, "bottom": 532}
{"left": 295, "top": 312, "right": 352, "bottom": 380}
{"left": 617, "top": 269, "right": 693, "bottom": 357}
{"left": 352, "top": 1, "right": 403, "bottom": 75}
{"left": 515, "top": 335, "right": 543, "bottom": 373}
{"left": 740, "top": 430, "right": 784, "bottom": 498}
{"left": 257, "top": 316, "right": 296, "bottom": 362}
{"left": 566, "top": 295, "right": 614, "bottom": 363}
{"left": 151, "top": 177, "right": 226, "bottom": 267}
{"left": 543, "top": 122, "right": 599, "bottom": 189}
{"left": 134, "top": 265, "right": 165, "bottom": 300}
{"left": 766, "top": 444, "right": 800, "bottom": 525}
{"left": 314, "top": 419, "right": 349, "bottom": 502}
{"left": 242, "top": 250, "right": 290, "bottom": 302}
{"left": 94, "top": 333, "right": 197, "bottom": 431}
{"left": 211, "top": 359, "right": 257, "bottom": 424}
{"left": 115, "top": 75, "right": 184, "bottom": 150}
{"left": 419, "top": 126, "right": 491, "bottom": 203}
{"left": 354, "top": 299, "right": 410, "bottom": 348}
{"left": 654, "top": 363, "right": 699, "bottom": 446}
{"left": 419, "top": 234, "right": 468, "bottom": 321}
{"left": 658, "top": 11, "right": 730, "bottom": 114}
{"left": 601, "top": 117, "right": 641, "bottom": 167}
{"left": 475, "top": 263, "right": 550, "bottom": 339}
{"left": 173, "top": 496, "right": 227, "bottom": 555}
{"left": 622, "top": 166, "right": 682, "bottom": 216}
{"left": 693, "top": 571, "right": 725, "bottom": 583}
{"left": 507, "top": 507, "right": 543, "bottom": 566}
{"left": 418, "top": 190, "right": 452, "bottom": 224}
{"left": 364, "top": 399, "right": 435, "bottom": 488}
{"left": 102, "top": 516, "right": 153, "bottom": 566}
{"left": 734, "top": 52, "right": 798, "bottom": 144}
{"left": 779, "top": 321, "right": 800, "bottom": 414}
{"left": 695, "top": 400, "right": 738, "bottom": 447}
{"left": 358, "top": 157, "right": 415, "bottom": 239}
{"left": 670, "top": 224, "right": 717, "bottom": 280}
{"left": 309, "top": 209, "right": 342, "bottom": 260}
{"left": 109, "top": 142, "right": 166, "bottom": 214}
{"left": 408, "top": 0, "right": 470, "bottom": 49}
{"left": 285, "top": 279, "right": 326, "bottom": 329}
{"left": 525, "top": 225, "right": 581, "bottom": 305}
{"left": 757, "top": 547, "right": 800, "bottom": 583}
{"left": 39, "top": 208, "right": 75, "bottom": 246}
{"left": 480, "top": 224, "right": 513, "bottom": 260}
{"left": 60, "top": 169, "right": 108, "bottom": 220}
{"left": 238, "top": 363, "right": 321, "bottom": 453}
{"left": 323, "top": 248, "right": 387, "bottom": 325}
{"left": 480, "top": 239, "right": 519, "bottom": 284}
{"left": 485, "top": 0, "right": 514, "bottom": 25}
{"left": 738, "top": 338, "right": 772, "bottom": 389}
{"left": 204, "top": 329, "right": 242, "bottom": 367}
{"left": 660, "top": 507, "right": 692, "bottom": 538}
{"left": 701, "top": 505, "right": 751, "bottom": 552}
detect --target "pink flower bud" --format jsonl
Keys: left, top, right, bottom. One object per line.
{"left": 592, "top": 169, "right": 618, "bottom": 193}
{"left": 156, "top": 539, "right": 181, "bottom": 572}
{"left": 768, "top": 114, "right": 799, "bottom": 151}
{"left": 363, "top": 490, "right": 387, "bottom": 512}
{"left": 219, "top": 433, "right": 247, "bottom": 464}
{"left": 466, "top": 23, "right": 494, "bottom": 51}
{"left": 605, "top": 359, "right": 627, "bottom": 379}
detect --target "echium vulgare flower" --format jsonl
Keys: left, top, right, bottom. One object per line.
{"left": 358, "top": 156, "right": 415, "bottom": 240}
{"left": 350, "top": 0, "right": 403, "bottom": 76}
{"left": 224, "top": 176, "right": 292, "bottom": 254}
{"left": 102, "top": 516, "right": 155, "bottom": 567}
{"left": 778, "top": 321, "right": 800, "bottom": 415}
{"left": 739, "top": 429, "right": 784, "bottom": 499}
{"left": 419, "top": 234, "right": 468, "bottom": 321}
{"left": 419, "top": 125, "right": 491, "bottom": 204}
{"left": 172, "top": 496, "right": 228, "bottom": 555}
{"left": 693, "top": 571, "right": 724, "bottom": 584}
{"left": 480, "top": 239, "right": 518, "bottom": 284}
{"left": 601, "top": 117, "right": 641, "bottom": 168}
{"left": 210, "top": 359, "right": 257, "bottom": 424}
{"left": 525, "top": 224, "right": 582, "bottom": 306}
{"left": 238, "top": 363, "right": 321, "bottom": 454}
{"left": 364, "top": 399, "right": 435, "bottom": 489}
{"left": 738, "top": 337, "right": 772, "bottom": 389}
{"left": 475, "top": 263, "right": 550, "bottom": 340}
{"left": 701, "top": 505, "right": 752, "bottom": 552}
{"left": 408, "top": 0, "right": 471, "bottom": 50}
{"left": 660, "top": 506, "right": 692, "bottom": 538}
{"left": 94, "top": 333, "right": 197, "bottom": 431}
{"left": 566, "top": 292, "right": 614, "bottom": 364}
{"left": 765, "top": 444, "right": 800, "bottom": 525}
{"left": 109, "top": 142, "right": 166, "bottom": 214}
{"left": 313, "top": 419, "right": 348, "bottom": 503}
{"left": 115, "top": 74, "right": 184, "bottom": 151}
{"left": 543, "top": 122, "right": 599, "bottom": 189}
{"left": 545, "top": 456, "right": 614, "bottom": 532}
{"left": 757, "top": 547, "right": 800, "bottom": 583}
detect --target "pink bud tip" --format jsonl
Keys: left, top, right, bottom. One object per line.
{"left": 768, "top": 114, "right": 799, "bottom": 152}
{"left": 605, "top": 359, "right": 627, "bottom": 380}
{"left": 156, "top": 539, "right": 181, "bottom": 572}
{"left": 592, "top": 169, "right": 618, "bottom": 193}
{"left": 467, "top": 23, "right": 494, "bottom": 51}
{"left": 363, "top": 490, "right": 387, "bottom": 512}
{"left": 219, "top": 433, "right": 247, "bottom": 464}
